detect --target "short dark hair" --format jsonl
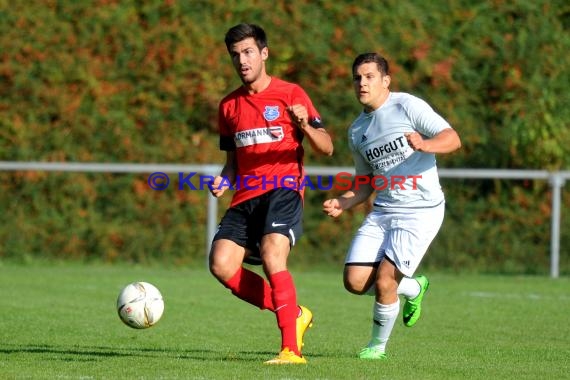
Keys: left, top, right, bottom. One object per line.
{"left": 352, "top": 53, "right": 390, "bottom": 76}
{"left": 224, "top": 23, "right": 268, "bottom": 52}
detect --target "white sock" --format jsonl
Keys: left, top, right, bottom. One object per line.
{"left": 365, "top": 277, "right": 420, "bottom": 298}
{"left": 368, "top": 299, "right": 400, "bottom": 352}
{"left": 397, "top": 277, "right": 421, "bottom": 299}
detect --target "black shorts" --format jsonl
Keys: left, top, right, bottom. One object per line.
{"left": 213, "top": 188, "right": 303, "bottom": 265}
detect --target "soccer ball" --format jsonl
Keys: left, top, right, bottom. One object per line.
{"left": 116, "top": 281, "right": 164, "bottom": 329}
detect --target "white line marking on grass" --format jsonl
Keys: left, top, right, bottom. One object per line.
{"left": 465, "top": 291, "right": 570, "bottom": 301}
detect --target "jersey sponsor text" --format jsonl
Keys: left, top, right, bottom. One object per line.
{"left": 234, "top": 126, "right": 284, "bottom": 147}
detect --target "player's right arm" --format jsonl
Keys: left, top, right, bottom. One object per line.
{"left": 323, "top": 173, "right": 374, "bottom": 218}
{"left": 209, "top": 151, "right": 236, "bottom": 198}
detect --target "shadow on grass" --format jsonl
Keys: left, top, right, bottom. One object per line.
{"left": 0, "top": 343, "right": 333, "bottom": 362}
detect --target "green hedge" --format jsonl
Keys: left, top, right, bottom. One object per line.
{"left": 1, "top": 1, "right": 569, "bottom": 274}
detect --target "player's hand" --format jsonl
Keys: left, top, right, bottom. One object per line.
{"left": 405, "top": 132, "right": 427, "bottom": 152}
{"left": 287, "top": 104, "right": 310, "bottom": 129}
{"left": 208, "top": 176, "right": 228, "bottom": 198}
{"left": 323, "top": 198, "right": 344, "bottom": 218}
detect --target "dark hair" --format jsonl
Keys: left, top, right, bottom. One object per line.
{"left": 352, "top": 53, "right": 390, "bottom": 76}
{"left": 224, "top": 23, "right": 268, "bottom": 52}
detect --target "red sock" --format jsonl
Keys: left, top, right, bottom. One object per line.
{"left": 269, "top": 270, "right": 299, "bottom": 355}
{"left": 224, "top": 267, "right": 274, "bottom": 311}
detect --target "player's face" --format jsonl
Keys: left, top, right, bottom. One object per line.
{"left": 228, "top": 37, "right": 268, "bottom": 85}
{"left": 353, "top": 62, "right": 390, "bottom": 112}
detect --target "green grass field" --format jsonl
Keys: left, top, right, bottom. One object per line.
{"left": 0, "top": 262, "right": 568, "bottom": 379}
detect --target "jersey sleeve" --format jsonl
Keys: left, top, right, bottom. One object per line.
{"left": 291, "top": 85, "right": 325, "bottom": 129}
{"left": 404, "top": 95, "right": 451, "bottom": 137}
{"left": 218, "top": 100, "right": 236, "bottom": 151}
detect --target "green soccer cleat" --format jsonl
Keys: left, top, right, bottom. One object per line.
{"left": 402, "top": 275, "right": 429, "bottom": 327}
{"left": 358, "top": 347, "right": 387, "bottom": 360}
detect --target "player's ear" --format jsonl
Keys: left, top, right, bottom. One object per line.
{"left": 261, "top": 46, "right": 269, "bottom": 61}
{"left": 383, "top": 75, "right": 391, "bottom": 89}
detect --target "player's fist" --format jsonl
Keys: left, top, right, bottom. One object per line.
{"left": 405, "top": 132, "right": 426, "bottom": 152}
{"left": 323, "top": 198, "right": 344, "bottom": 218}
{"left": 208, "top": 176, "right": 228, "bottom": 198}
{"left": 287, "top": 104, "right": 309, "bottom": 129}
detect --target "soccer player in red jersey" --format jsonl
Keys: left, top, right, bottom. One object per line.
{"left": 207, "top": 23, "right": 333, "bottom": 364}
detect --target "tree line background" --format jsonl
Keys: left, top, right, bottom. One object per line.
{"left": 1, "top": 0, "right": 569, "bottom": 274}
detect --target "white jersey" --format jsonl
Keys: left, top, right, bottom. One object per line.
{"left": 348, "top": 91, "right": 451, "bottom": 212}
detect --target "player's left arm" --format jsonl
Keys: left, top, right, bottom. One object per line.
{"left": 287, "top": 88, "right": 334, "bottom": 156}
{"left": 404, "top": 96, "right": 462, "bottom": 154}
{"left": 405, "top": 128, "right": 461, "bottom": 154}
{"left": 287, "top": 105, "right": 333, "bottom": 156}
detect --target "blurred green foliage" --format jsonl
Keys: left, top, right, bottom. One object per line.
{"left": 0, "top": 0, "right": 569, "bottom": 274}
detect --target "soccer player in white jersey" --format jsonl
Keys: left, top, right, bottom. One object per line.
{"left": 323, "top": 52, "right": 461, "bottom": 360}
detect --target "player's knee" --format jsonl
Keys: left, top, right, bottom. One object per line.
{"left": 209, "top": 251, "right": 236, "bottom": 282}
{"left": 209, "top": 240, "right": 246, "bottom": 280}
{"left": 376, "top": 277, "right": 398, "bottom": 297}
{"left": 343, "top": 276, "right": 368, "bottom": 295}
{"left": 208, "top": 258, "right": 225, "bottom": 281}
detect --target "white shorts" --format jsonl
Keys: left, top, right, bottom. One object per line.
{"left": 344, "top": 203, "right": 445, "bottom": 277}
